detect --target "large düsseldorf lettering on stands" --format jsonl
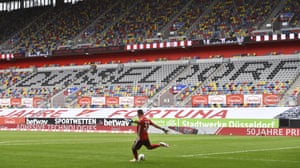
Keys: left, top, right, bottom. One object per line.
{"left": 111, "top": 65, "right": 186, "bottom": 84}
{"left": 209, "top": 60, "right": 300, "bottom": 82}
{"left": 16, "top": 71, "right": 83, "bottom": 87}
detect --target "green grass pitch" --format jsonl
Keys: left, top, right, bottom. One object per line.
{"left": 0, "top": 131, "right": 299, "bottom": 168}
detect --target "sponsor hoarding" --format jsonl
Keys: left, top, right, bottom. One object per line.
{"left": 216, "top": 128, "right": 300, "bottom": 136}
{"left": 0, "top": 98, "right": 10, "bottom": 106}
{"left": 244, "top": 94, "right": 262, "bottom": 104}
{"left": 0, "top": 117, "right": 25, "bottom": 124}
{"left": 0, "top": 124, "right": 136, "bottom": 133}
{"left": 77, "top": 97, "right": 92, "bottom": 105}
{"left": 0, "top": 97, "right": 43, "bottom": 107}
{"left": 0, "top": 107, "right": 299, "bottom": 136}
{"left": 119, "top": 97, "right": 134, "bottom": 106}
{"left": 133, "top": 96, "right": 148, "bottom": 107}
{"left": 151, "top": 118, "right": 278, "bottom": 128}
{"left": 209, "top": 95, "right": 226, "bottom": 104}
{"left": 25, "top": 118, "right": 131, "bottom": 126}
{"left": 191, "top": 94, "right": 280, "bottom": 106}
{"left": 191, "top": 95, "right": 208, "bottom": 106}
{"left": 105, "top": 96, "right": 119, "bottom": 106}
{"left": 263, "top": 94, "right": 281, "bottom": 106}
{"left": 91, "top": 97, "right": 105, "bottom": 105}
{"left": 226, "top": 94, "right": 244, "bottom": 105}
{"left": 1, "top": 94, "right": 279, "bottom": 107}
{"left": 0, "top": 107, "right": 291, "bottom": 118}
{"left": 10, "top": 98, "right": 22, "bottom": 106}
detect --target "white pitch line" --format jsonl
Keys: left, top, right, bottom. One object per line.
{"left": 181, "top": 146, "right": 300, "bottom": 158}
{"left": 0, "top": 139, "right": 132, "bottom": 146}
{"left": 199, "top": 156, "right": 300, "bottom": 163}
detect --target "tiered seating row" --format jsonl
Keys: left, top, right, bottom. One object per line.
{"left": 1, "top": 55, "right": 299, "bottom": 108}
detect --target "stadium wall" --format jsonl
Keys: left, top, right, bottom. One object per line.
{"left": 1, "top": 40, "right": 300, "bottom": 69}
{"left": 0, "top": 107, "right": 299, "bottom": 136}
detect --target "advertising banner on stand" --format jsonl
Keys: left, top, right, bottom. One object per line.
{"left": 226, "top": 94, "right": 244, "bottom": 105}
{"left": 192, "top": 95, "right": 208, "bottom": 106}
{"left": 0, "top": 107, "right": 291, "bottom": 118}
{"left": 262, "top": 94, "right": 281, "bottom": 106}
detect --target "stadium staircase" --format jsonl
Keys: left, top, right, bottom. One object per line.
{"left": 258, "top": 0, "right": 286, "bottom": 30}
{"left": 72, "top": 1, "right": 121, "bottom": 46}
{"left": 185, "top": 0, "right": 218, "bottom": 40}
{"left": 0, "top": 7, "right": 53, "bottom": 51}
{"left": 279, "top": 73, "right": 300, "bottom": 106}
{"left": 158, "top": 0, "right": 193, "bottom": 40}
{"left": 73, "top": 1, "right": 138, "bottom": 47}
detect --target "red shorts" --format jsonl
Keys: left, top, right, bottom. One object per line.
{"left": 132, "top": 139, "right": 151, "bottom": 150}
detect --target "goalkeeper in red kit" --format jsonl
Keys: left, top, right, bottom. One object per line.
{"left": 129, "top": 109, "right": 169, "bottom": 162}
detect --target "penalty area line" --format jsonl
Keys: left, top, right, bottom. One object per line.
{"left": 180, "top": 146, "right": 300, "bottom": 158}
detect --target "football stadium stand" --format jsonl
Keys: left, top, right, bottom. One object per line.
{"left": 1, "top": 0, "right": 300, "bottom": 56}
{"left": 0, "top": 0, "right": 300, "bottom": 108}
{"left": 0, "top": 54, "right": 299, "bottom": 108}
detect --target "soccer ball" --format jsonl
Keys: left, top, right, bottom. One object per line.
{"left": 138, "top": 154, "right": 145, "bottom": 161}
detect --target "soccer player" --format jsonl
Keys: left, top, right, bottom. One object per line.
{"left": 129, "top": 109, "right": 169, "bottom": 162}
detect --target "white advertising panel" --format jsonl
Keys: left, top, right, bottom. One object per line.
{"left": 0, "top": 107, "right": 290, "bottom": 119}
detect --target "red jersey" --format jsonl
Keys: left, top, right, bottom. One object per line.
{"left": 137, "top": 116, "right": 153, "bottom": 140}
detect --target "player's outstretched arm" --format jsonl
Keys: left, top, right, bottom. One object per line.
{"left": 152, "top": 123, "right": 168, "bottom": 134}
{"left": 126, "top": 118, "right": 140, "bottom": 125}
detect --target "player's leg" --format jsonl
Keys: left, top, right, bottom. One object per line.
{"left": 130, "top": 139, "right": 143, "bottom": 162}
{"left": 159, "top": 142, "right": 169, "bottom": 147}
{"left": 144, "top": 139, "right": 160, "bottom": 150}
